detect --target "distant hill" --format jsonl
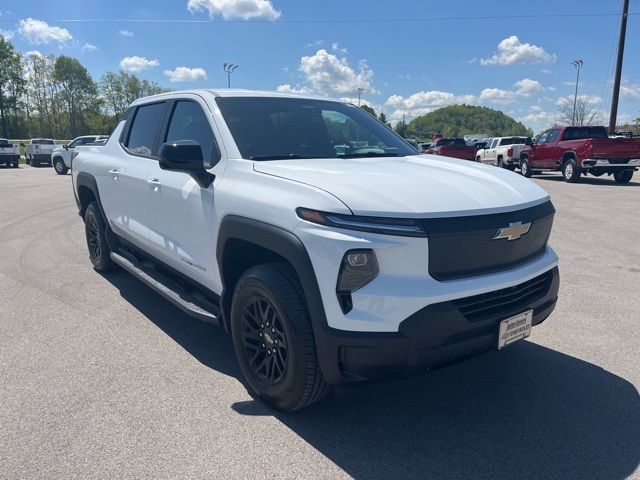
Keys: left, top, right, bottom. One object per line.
{"left": 408, "top": 105, "right": 532, "bottom": 139}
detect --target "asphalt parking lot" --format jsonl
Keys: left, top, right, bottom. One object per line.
{"left": 1, "top": 165, "right": 639, "bottom": 480}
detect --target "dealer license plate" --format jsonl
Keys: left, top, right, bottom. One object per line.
{"left": 498, "top": 310, "right": 532, "bottom": 349}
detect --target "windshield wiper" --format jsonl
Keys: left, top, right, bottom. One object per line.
{"left": 249, "top": 154, "right": 327, "bottom": 160}
{"left": 340, "top": 152, "right": 401, "bottom": 158}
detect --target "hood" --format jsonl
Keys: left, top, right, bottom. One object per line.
{"left": 253, "top": 155, "right": 550, "bottom": 218}
{"left": 52, "top": 145, "right": 66, "bottom": 154}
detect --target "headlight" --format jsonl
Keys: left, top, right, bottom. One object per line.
{"left": 296, "top": 208, "right": 426, "bottom": 237}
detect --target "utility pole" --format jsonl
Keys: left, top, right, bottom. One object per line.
{"left": 223, "top": 63, "right": 239, "bottom": 88}
{"left": 356, "top": 87, "right": 365, "bottom": 106}
{"left": 571, "top": 59, "right": 583, "bottom": 126}
{"left": 609, "top": 0, "right": 629, "bottom": 133}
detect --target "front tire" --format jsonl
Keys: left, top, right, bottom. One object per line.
{"left": 53, "top": 157, "right": 68, "bottom": 175}
{"left": 230, "top": 263, "right": 331, "bottom": 411}
{"left": 84, "top": 202, "right": 114, "bottom": 272}
{"left": 520, "top": 158, "right": 532, "bottom": 177}
{"left": 562, "top": 158, "right": 581, "bottom": 183}
{"left": 613, "top": 170, "right": 633, "bottom": 184}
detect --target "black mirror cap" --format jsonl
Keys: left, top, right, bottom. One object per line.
{"left": 159, "top": 140, "right": 204, "bottom": 171}
{"left": 63, "top": 144, "right": 69, "bottom": 149}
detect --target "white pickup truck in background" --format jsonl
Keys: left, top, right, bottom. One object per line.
{"left": 476, "top": 136, "right": 530, "bottom": 170}
{"left": 51, "top": 135, "right": 108, "bottom": 175}
{"left": 25, "top": 138, "right": 57, "bottom": 167}
{"left": 0, "top": 139, "right": 20, "bottom": 168}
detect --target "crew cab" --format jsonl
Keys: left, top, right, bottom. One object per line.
{"left": 0, "top": 139, "right": 20, "bottom": 168}
{"left": 73, "top": 90, "right": 559, "bottom": 411}
{"left": 52, "top": 135, "right": 108, "bottom": 175}
{"left": 25, "top": 138, "right": 56, "bottom": 167}
{"left": 519, "top": 126, "right": 640, "bottom": 183}
{"left": 476, "top": 136, "right": 529, "bottom": 170}
{"left": 426, "top": 138, "right": 477, "bottom": 161}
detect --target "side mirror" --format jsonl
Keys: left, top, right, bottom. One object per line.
{"left": 525, "top": 138, "right": 533, "bottom": 146}
{"left": 159, "top": 140, "right": 214, "bottom": 188}
{"left": 63, "top": 145, "right": 69, "bottom": 150}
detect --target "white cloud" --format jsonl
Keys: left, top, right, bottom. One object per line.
{"left": 286, "top": 48, "right": 376, "bottom": 97}
{"left": 514, "top": 78, "right": 542, "bottom": 96}
{"left": 306, "top": 40, "right": 323, "bottom": 48}
{"left": 118, "top": 30, "right": 134, "bottom": 37}
{"left": 556, "top": 94, "right": 602, "bottom": 106}
{"left": 620, "top": 82, "right": 640, "bottom": 100}
{"left": 81, "top": 42, "right": 97, "bottom": 52}
{"left": 24, "top": 50, "right": 44, "bottom": 58}
{"left": 0, "top": 29, "right": 14, "bottom": 40}
{"left": 276, "top": 84, "right": 310, "bottom": 94}
{"left": 120, "top": 56, "right": 159, "bottom": 73}
{"left": 541, "top": 69, "right": 552, "bottom": 74}
{"left": 481, "top": 36, "right": 556, "bottom": 65}
{"left": 331, "top": 42, "right": 347, "bottom": 54}
{"left": 163, "top": 66, "right": 208, "bottom": 82}
{"left": 187, "top": 0, "right": 281, "bottom": 21}
{"left": 18, "top": 18, "right": 72, "bottom": 44}
{"left": 480, "top": 88, "right": 516, "bottom": 104}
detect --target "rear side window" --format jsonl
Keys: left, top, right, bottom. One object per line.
{"left": 165, "top": 101, "right": 220, "bottom": 167}
{"left": 125, "top": 102, "right": 167, "bottom": 156}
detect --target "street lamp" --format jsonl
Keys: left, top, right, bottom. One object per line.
{"left": 570, "top": 59, "right": 583, "bottom": 126}
{"left": 356, "top": 87, "right": 365, "bottom": 106}
{"left": 223, "top": 63, "right": 239, "bottom": 88}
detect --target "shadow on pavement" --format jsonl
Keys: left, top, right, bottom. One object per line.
{"left": 534, "top": 172, "right": 640, "bottom": 187}
{"left": 104, "top": 270, "right": 640, "bottom": 480}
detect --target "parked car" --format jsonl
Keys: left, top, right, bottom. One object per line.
{"left": 519, "top": 126, "right": 640, "bottom": 183}
{"left": 73, "top": 89, "right": 559, "bottom": 411}
{"left": 52, "top": 135, "right": 108, "bottom": 175}
{"left": 25, "top": 138, "right": 56, "bottom": 167}
{"left": 0, "top": 139, "right": 20, "bottom": 168}
{"left": 405, "top": 139, "right": 420, "bottom": 151}
{"left": 426, "top": 138, "right": 477, "bottom": 161}
{"left": 419, "top": 142, "right": 431, "bottom": 153}
{"left": 476, "top": 136, "right": 529, "bottom": 170}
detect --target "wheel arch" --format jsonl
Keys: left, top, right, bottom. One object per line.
{"left": 562, "top": 151, "right": 577, "bottom": 164}
{"left": 216, "top": 215, "right": 328, "bottom": 338}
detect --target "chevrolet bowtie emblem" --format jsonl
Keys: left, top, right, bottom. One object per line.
{"left": 493, "top": 221, "right": 531, "bottom": 241}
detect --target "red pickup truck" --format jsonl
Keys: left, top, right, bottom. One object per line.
{"left": 519, "top": 126, "right": 640, "bottom": 184}
{"left": 427, "top": 138, "right": 477, "bottom": 161}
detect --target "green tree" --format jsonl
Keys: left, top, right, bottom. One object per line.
{"left": 360, "top": 104, "right": 376, "bottom": 117}
{"left": 100, "top": 71, "right": 169, "bottom": 121}
{"left": 0, "top": 37, "right": 26, "bottom": 137}
{"left": 408, "top": 105, "right": 532, "bottom": 138}
{"left": 378, "top": 112, "right": 390, "bottom": 127}
{"left": 394, "top": 115, "right": 409, "bottom": 137}
{"left": 54, "top": 55, "right": 100, "bottom": 137}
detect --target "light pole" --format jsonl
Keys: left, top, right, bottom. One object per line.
{"left": 356, "top": 87, "right": 365, "bottom": 106}
{"left": 223, "top": 63, "right": 239, "bottom": 88}
{"left": 570, "top": 59, "right": 583, "bottom": 126}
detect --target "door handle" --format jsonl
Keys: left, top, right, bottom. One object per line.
{"left": 108, "top": 168, "right": 119, "bottom": 174}
{"left": 147, "top": 178, "right": 161, "bottom": 190}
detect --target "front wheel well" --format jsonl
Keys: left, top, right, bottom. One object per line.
{"left": 220, "top": 238, "right": 301, "bottom": 329}
{"left": 562, "top": 152, "right": 577, "bottom": 164}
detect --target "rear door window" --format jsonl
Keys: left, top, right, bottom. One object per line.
{"left": 125, "top": 102, "right": 167, "bottom": 157}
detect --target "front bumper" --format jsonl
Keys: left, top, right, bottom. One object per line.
{"left": 582, "top": 158, "right": 639, "bottom": 169}
{"left": 315, "top": 266, "right": 559, "bottom": 384}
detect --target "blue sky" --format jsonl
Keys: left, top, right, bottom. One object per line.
{"left": 1, "top": 0, "right": 639, "bottom": 131}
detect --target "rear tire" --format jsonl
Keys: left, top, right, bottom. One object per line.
{"left": 613, "top": 170, "right": 633, "bottom": 184}
{"left": 562, "top": 158, "right": 581, "bottom": 183}
{"left": 53, "top": 157, "right": 68, "bottom": 175}
{"left": 84, "top": 202, "right": 115, "bottom": 272}
{"left": 230, "top": 263, "right": 331, "bottom": 411}
{"left": 520, "top": 158, "right": 532, "bottom": 177}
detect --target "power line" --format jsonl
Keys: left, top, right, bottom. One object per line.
{"left": 0, "top": 12, "right": 636, "bottom": 24}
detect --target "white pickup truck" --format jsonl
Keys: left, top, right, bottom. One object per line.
{"left": 25, "top": 138, "right": 57, "bottom": 167}
{"left": 0, "top": 139, "right": 20, "bottom": 168}
{"left": 73, "top": 89, "right": 559, "bottom": 411}
{"left": 476, "top": 136, "right": 530, "bottom": 170}
{"left": 52, "top": 135, "right": 108, "bottom": 174}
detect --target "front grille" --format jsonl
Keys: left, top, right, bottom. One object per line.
{"left": 425, "top": 201, "right": 555, "bottom": 280}
{"left": 453, "top": 270, "right": 553, "bottom": 322}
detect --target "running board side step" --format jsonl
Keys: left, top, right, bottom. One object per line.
{"left": 110, "top": 251, "right": 222, "bottom": 325}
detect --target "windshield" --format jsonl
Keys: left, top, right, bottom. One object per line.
{"left": 499, "top": 137, "right": 527, "bottom": 145}
{"left": 32, "top": 139, "right": 55, "bottom": 145}
{"left": 563, "top": 127, "right": 608, "bottom": 140}
{"left": 216, "top": 97, "right": 416, "bottom": 160}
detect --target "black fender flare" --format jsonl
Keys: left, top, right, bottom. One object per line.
{"left": 216, "top": 215, "right": 328, "bottom": 331}
{"left": 75, "top": 172, "right": 105, "bottom": 218}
